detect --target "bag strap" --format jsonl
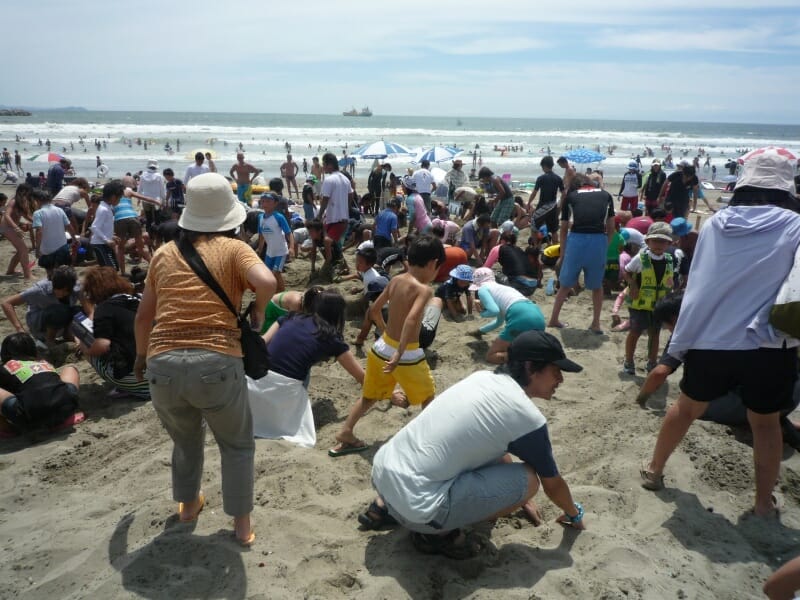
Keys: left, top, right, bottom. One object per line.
{"left": 177, "top": 237, "right": 241, "bottom": 321}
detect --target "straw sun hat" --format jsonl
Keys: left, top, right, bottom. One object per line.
{"left": 178, "top": 172, "right": 246, "bottom": 232}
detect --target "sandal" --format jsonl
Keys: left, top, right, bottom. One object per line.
{"left": 410, "top": 529, "right": 485, "bottom": 560}
{"left": 640, "top": 463, "right": 664, "bottom": 491}
{"left": 357, "top": 501, "right": 398, "bottom": 530}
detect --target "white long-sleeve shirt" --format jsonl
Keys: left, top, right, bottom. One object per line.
{"left": 90, "top": 201, "right": 114, "bottom": 244}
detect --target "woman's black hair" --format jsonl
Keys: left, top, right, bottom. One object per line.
{"left": 301, "top": 286, "right": 324, "bottom": 314}
{"left": 1, "top": 332, "right": 38, "bottom": 363}
{"left": 177, "top": 227, "right": 237, "bottom": 243}
{"left": 310, "top": 288, "right": 346, "bottom": 340}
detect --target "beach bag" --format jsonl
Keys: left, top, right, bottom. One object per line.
{"left": 178, "top": 238, "right": 270, "bottom": 379}
{"left": 770, "top": 244, "right": 800, "bottom": 339}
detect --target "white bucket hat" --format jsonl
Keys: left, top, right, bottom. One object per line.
{"left": 178, "top": 172, "right": 246, "bottom": 232}
{"left": 735, "top": 149, "right": 796, "bottom": 196}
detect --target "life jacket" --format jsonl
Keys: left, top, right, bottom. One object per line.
{"left": 630, "top": 250, "right": 673, "bottom": 311}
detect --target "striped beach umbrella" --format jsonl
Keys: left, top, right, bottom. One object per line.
{"left": 412, "top": 146, "right": 462, "bottom": 164}
{"left": 351, "top": 141, "right": 411, "bottom": 160}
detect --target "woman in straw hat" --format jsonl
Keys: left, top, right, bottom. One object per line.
{"left": 134, "top": 172, "right": 276, "bottom": 546}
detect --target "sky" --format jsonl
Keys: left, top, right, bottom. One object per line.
{"left": 7, "top": 0, "right": 800, "bottom": 123}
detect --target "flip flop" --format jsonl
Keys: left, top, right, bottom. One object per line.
{"left": 50, "top": 411, "right": 86, "bottom": 433}
{"left": 588, "top": 328, "right": 605, "bottom": 335}
{"left": 328, "top": 440, "right": 370, "bottom": 457}
{"left": 237, "top": 531, "right": 256, "bottom": 547}
{"left": 178, "top": 492, "right": 205, "bottom": 522}
{"left": 548, "top": 322, "right": 569, "bottom": 329}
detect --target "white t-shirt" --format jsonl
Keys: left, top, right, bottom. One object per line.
{"left": 411, "top": 168, "right": 435, "bottom": 195}
{"left": 32, "top": 204, "right": 70, "bottom": 254}
{"left": 53, "top": 185, "right": 81, "bottom": 206}
{"left": 184, "top": 163, "right": 209, "bottom": 184}
{"left": 258, "top": 211, "right": 291, "bottom": 258}
{"left": 372, "top": 370, "right": 554, "bottom": 524}
{"left": 320, "top": 171, "right": 351, "bottom": 224}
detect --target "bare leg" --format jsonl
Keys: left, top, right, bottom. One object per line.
{"left": 335, "top": 397, "right": 377, "bottom": 445}
{"left": 548, "top": 285, "right": 571, "bottom": 327}
{"left": 625, "top": 329, "right": 642, "bottom": 363}
{"left": 116, "top": 236, "right": 128, "bottom": 275}
{"left": 747, "top": 410, "right": 782, "bottom": 516}
{"left": 646, "top": 393, "right": 708, "bottom": 477}
{"left": 589, "top": 287, "right": 603, "bottom": 331}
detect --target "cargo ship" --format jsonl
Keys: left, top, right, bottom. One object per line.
{"left": 343, "top": 106, "right": 372, "bottom": 117}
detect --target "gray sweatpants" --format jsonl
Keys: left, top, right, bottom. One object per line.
{"left": 148, "top": 349, "right": 254, "bottom": 516}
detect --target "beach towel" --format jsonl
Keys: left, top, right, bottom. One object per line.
{"left": 247, "top": 370, "right": 316, "bottom": 448}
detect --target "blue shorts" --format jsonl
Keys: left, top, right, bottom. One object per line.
{"left": 559, "top": 232, "right": 607, "bottom": 290}
{"left": 264, "top": 254, "right": 287, "bottom": 272}
{"left": 382, "top": 462, "right": 529, "bottom": 534}
{"left": 237, "top": 183, "right": 251, "bottom": 204}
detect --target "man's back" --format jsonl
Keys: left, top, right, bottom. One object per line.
{"left": 535, "top": 171, "right": 563, "bottom": 206}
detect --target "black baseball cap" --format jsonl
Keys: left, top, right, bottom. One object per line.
{"left": 507, "top": 331, "right": 583, "bottom": 372}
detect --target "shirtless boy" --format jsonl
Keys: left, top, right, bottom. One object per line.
{"left": 281, "top": 154, "right": 300, "bottom": 199}
{"left": 329, "top": 234, "right": 445, "bottom": 456}
{"left": 229, "top": 153, "right": 262, "bottom": 205}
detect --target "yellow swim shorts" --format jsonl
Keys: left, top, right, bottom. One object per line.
{"left": 363, "top": 334, "right": 435, "bottom": 405}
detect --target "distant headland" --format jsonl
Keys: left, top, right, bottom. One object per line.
{"left": 0, "top": 106, "right": 87, "bottom": 116}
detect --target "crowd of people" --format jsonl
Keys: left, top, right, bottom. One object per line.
{"left": 0, "top": 145, "right": 799, "bottom": 596}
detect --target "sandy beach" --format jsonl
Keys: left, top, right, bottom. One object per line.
{"left": 1, "top": 179, "right": 798, "bottom": 600}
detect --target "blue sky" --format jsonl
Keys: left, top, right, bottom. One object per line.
{"left": 7, "top": 0, "right": 800, "bottom": 123}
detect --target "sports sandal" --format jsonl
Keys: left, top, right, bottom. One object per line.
{"left": 358, "top": 501, "right": 398, "bottom": 530}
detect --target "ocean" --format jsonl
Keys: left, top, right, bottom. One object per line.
{"left": 2, "top": 110, "right": 799, "bottom": 183}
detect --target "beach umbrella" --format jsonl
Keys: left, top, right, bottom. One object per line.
{"left": 736, "top": 146, "right": 797, "bottom": 164}
{"left": 27, "top": 152, "right": 65, "bottom": 163}
{"left": 562, "top": 148, "right": 606, "bottom": 164}
{"left": 184, "top": 148, "right": 218, "bottom": 160}
{"left": 412, "top": 146, "right": 462, "bottom": 164}
{"left": 351, "top": 141, "right": 411, "bottom": 160}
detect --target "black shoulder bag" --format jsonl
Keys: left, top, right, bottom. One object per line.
{"left": 177, "top": 238, "right": 269, "bottom": 379}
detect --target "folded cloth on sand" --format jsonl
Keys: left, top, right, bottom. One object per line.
{"left": 247, "top": 370, "right": 316, "bottom": 448}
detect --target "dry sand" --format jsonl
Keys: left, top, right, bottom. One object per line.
{"left": 1, "top": 181, "right": 799, "bottom": 600}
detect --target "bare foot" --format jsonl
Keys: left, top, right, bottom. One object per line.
{"left": 522, "top": 500, "right": 543, "bottom": 526}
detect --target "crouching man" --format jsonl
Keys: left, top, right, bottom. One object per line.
{"left": 358, "top": 330, "right": 586, "bottom": 559}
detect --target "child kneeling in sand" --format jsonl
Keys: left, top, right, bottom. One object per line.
{"left": 0, "top": 332, "right": 83, "bottom": 438}
{"left": 329, "top": 234, "right": 445, "bottom": 457}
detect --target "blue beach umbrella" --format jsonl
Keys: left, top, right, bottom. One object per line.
{"left": 351, "top": 140, "right": 412, "bottom": 160}
{"left": 412, "top": 146, "right": 463, "bottom": 164}
{"left": 562, "top": 148, "right": 606, "bottom": 164}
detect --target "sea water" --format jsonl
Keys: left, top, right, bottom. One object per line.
{"left": 1, "top": 110, "right": 799, "bottom": 183}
